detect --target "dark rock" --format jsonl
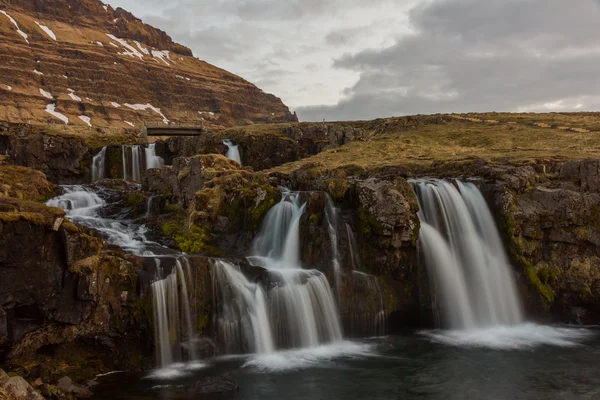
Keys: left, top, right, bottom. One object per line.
{"left": 57, "top": 376, "right": 92, "bottom": 398}
{"left": 189, "top": 376, "right": 239, "bottom": 395}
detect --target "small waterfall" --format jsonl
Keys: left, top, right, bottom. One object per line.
{"left": 152, "top": 259, "right": 198, "bottom": 367}
{"left": 251, "top": 191, "right": 304, "bottom": 263}
{"left": 145, "top": 143, "right": 165, "bottom": 169}
{"left": 348, "top": 271, "right": 387, "bottom": 337}
{"left": 121, "top": 145, "right": 143, "bottom": 181}
{"left": 145, "top": 195, "right": 157, "bottom": 218}
{"left": 324, "top": 194, "right": 341, "bottom": 300}
{"left": 47, "top": 185, "right": 163, "bottom": 255}
{"left": 131, "top": 145, "right": 141, "bottom": 181}
{"left": 91, "top": 147, "right": 106, "bottom": 181}
{"left": 412, "top": 179, "right": 523, "bottom": 330}
{"left": 222, "top": 190, "right": 344, "bottom": 352}
{"left": 343, "top": 224, "right": 388, "bottom": 337}
{"left": 213, "top": 260, "right": 275, "bottom": 354}
{"left": 345, "top": 223, "right": 361, "bottom": 271}
{"left": 223, "top": 139, "right": 242, "bottom": 165}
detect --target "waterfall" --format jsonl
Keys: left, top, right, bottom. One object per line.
{"left": 343, "top": 224, "right": 388, "bottom": 337}
{"left": 121, "top": 145, "right": 144, "bottom": 181}
{"left": 348, "top": 271, "right": 387, "bottom": 337}
{"left": 131, "top": 145, "right": 141, "bottom": 181}
{"left": 151, "top": 259, "right": 197, "bottom": 367}
{"left": 46, "top": 185, "right": 163, "bottom": 255}
{"left": 145, "top": 143, "right": 165, "bottom": 169}
{"left": 412, "top": 179, "right": 523, "bottom": 330}
{"left": 223, "top": 139, "right": 242, "bottom": 165}
{"left": 213, "top": 260, "right": 275, "bottom": 354}
{"left": 345, "top": 223, "right": 361, "bottom": 271}
{"left": 216, "top": 190, "right": 343, "bottom": 352}
{"left": 91, "top": 147, "right": 106, "bottom": 181}
{"left": 324, "top": 194, "right": 341, "bottom": 300}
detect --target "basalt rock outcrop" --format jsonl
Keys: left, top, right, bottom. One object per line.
{"left": 481, "top": 160, "right": 600, "bottom": 324}
{"left": 0, "top": 0, "right": 296, "bottom": 132}
{"left": 217, "top": 116, "right": 447, "bottom": 171}
{"left": 0, "top": 166, "right": 153, "bottom": 392}
{"left": 142, "top": 153, "right": 280, "bottom": 256}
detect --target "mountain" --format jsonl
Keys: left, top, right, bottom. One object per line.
{"left": 0, "top": 0, "right": 297, "bottom": 132}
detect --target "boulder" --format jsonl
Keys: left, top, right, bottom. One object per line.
{"left": 0, "top": 369, "right": 44, "bottom": 400}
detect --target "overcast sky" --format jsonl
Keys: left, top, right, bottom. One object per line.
{"left": 108, "top": 0, "right": 600, "bottom": 121}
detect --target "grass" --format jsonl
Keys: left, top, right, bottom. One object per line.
{"left": 0, "top": 165, "right": 55, "bottom": 201}
{"left": 268, "top": 115, "right": 600, "bottom": 175}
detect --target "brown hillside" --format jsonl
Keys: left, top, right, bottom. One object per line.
{"left": 0, "top": 0, "right": 297, "bottom": 132}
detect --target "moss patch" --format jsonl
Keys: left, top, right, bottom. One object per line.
{"left": 0, "top": 165, "right": 56, "bottom": 202}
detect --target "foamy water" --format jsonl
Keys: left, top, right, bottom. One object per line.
{"left": 145, "top": 361, "right": 209, "bottom": 380}
{"left": 242, "top": 341, "right": 375, "bottom": 372}
{"left": 421, "top": 323, "right": 593, "bottom": 349}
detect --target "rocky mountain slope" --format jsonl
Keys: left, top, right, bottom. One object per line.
{"left": 0, "top": 0, "right": 297, "bottom": 134}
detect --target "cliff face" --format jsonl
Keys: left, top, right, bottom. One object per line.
{"left": 0, "top": 0, "right": 297, "bottom": 132}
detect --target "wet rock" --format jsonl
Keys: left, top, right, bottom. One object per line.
{"left": 356, "top": 177, "right": 419, "bottom": 247}
{"left": 57, "top": 376, "right": 92, "bottom": 398}
{"left": 189, "top": 376, "right": 239, "bottom": 395}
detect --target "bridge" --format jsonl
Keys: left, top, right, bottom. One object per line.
{"left": 142, "top": 126, "right": 206, "bottom": 138}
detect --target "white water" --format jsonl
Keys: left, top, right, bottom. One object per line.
{"left": 422, "top": 323, "right": 593, "bottom": 349}
{"left": 120, "top": 144, "right": 165, "bottom": 181}
{"left": 223, "top": 139, "right": 242, "bottom": 165}
{"left": 249, "top": 191, "right": 342, "bottom": 349}
{"left": 412, "top": 179, "right": 523, "bottom": 330}
{"left": 152, "top": 260, "right": 198, "bottom": 367}
{"left": 145, "top": 143, "right": 165, "bottom": 169}
{"left": 46, "top": 185, "right": 162, "bottom": 255}
{"left": 213, "top": 260, "right": 275, "bottom": 354}
{"left": 92, "top": 147, "right": 106, "bottom": 181}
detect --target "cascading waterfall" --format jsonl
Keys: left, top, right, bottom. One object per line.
{"left": 152, "top": 259, "right": 197, "bottom": 367}
{"left": 121, "top": 144, "right": 165, "bottom": 181}
{"left": 145, "top": 143, "right": 165, "bottom": 169}
{"left": 131, "top": 145, "right": 141, "bottom": 182}
{"left": 216, "top": 190, "right": 342, "bottom": 353}
{"left": 91, "top": 146, "right": 106, "bottom": 181}
{"left": 412, "top": 179, "right": 523, "bottom": 330}
{"left": 223, "top": 139, "right": 242, "bottom": 165}
{"left": 212, "top": 260, "right": 274, "bottom": 354}
{"left": 46, "top": 186, "right": 164, "bottom": 255}
{"left": 48, "top": 185, "right": 198, "bottom": 368}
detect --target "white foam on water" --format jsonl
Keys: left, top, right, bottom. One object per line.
{"left": 242, "top": 341, "right": 374, "bottom": 372}
{"left": 421, "top": 323, "right": 594, "bottom": 350}
{"left": 145, "top": 361, "right": 209, "bottom": 380}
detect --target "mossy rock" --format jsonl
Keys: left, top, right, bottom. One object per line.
{"left": 0, "top": 165, "right": 56, "bottom": 202}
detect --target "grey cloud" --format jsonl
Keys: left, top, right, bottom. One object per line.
{"left": 298, "top": 0, "right": 600, "bottom": 121}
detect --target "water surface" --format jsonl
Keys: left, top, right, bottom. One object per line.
{"left": 92, "top": 324, "right": 600, "bottom": 400}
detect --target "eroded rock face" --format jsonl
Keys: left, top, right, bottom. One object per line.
{"left": 142, "top": 153, "right": 280, "bottom": 256}
{"left": 0, "top": 123, "right": 91, "bottom": 183}
{"left": 0, "top": 195, "right": 152, "bottom": 385}
{"left": 483, "top": 160, "right": 600, "bottom": 323}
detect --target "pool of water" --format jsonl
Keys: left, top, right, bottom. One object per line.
{"left": 92, "top": 324, "right": 600, "bottom": 400}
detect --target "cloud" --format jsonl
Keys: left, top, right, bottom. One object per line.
{"left": 108, "top": 0, "right": 416, "bottom": 111}
{"left": 108, "top": 0, "right": 600, "bottom": 121}
{"left": 298, "top": 0, "right": 600, "bottom": 121}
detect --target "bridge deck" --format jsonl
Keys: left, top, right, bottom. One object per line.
{"left": 145, "top": 126, "right": 204, "bottom": 136}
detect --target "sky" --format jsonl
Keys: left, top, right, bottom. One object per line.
{"left": 108, "top": 0, "right": 600, "bottom": 122}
